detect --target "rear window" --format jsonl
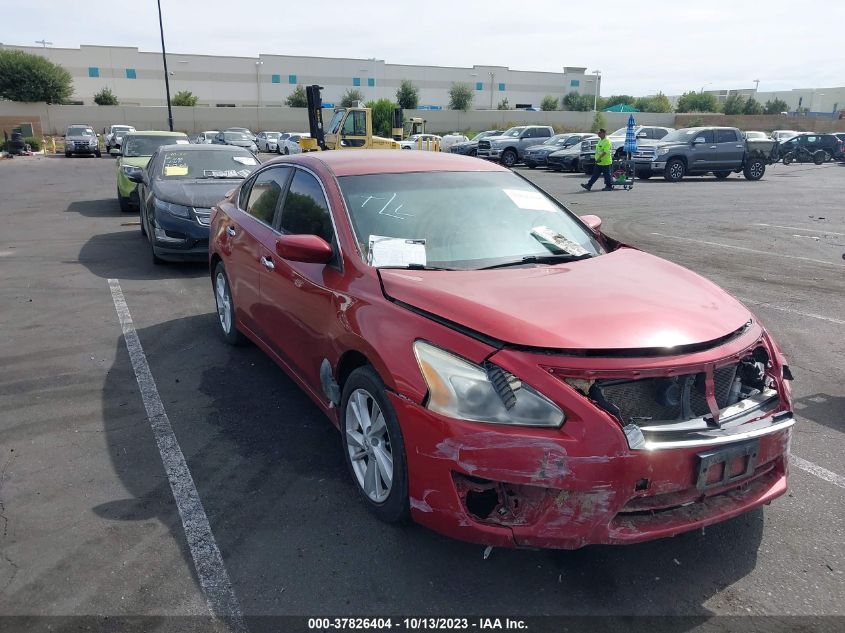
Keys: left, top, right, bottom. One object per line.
{"left": 123, "top": 135, "right": 187, "bottom": 156}
{"left": 715, "top": 129, "right": 738, "bottom": 143}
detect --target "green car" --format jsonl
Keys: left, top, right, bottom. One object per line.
{"left": 117, "top": 131, "right": 189, "bottom": 211}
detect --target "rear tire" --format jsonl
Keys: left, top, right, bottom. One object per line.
{"left": 713, "top": 171, "right": 731, "bottom": 179}
{"left": 65, "top": 151, "right": 71, "bottom": 158}
{"left": 782, "top": 153, "right": 793, "bottom": 166}
{"left": 340, "top": 366, "right": 410, "bottom": 525}
{"left": 664, "top": 158, "right": 686, "bottom": 182}
{"left": 213, "top": 262, "right": 245, "bottom": 345}
{"left": 118, "top": 191, "right": 131, "bottom": 213}
{"left": 95, "top": 149, "right": 102, "bottom": 158}
{"left": 812, "top": 150, "right": 825, "bottom": 165}
{"left": 743, "top": 158, "right": 766, "bottom": 181}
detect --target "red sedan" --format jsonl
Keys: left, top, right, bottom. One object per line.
{"left": 209, "top": 150, "right": 794, "bottom": 549}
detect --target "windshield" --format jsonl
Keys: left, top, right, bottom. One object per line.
{"left": 338, "top": 171, "right": 603, "bottom": 270}
{"left": 542, "top": 135, "right": 568, "bottom": 146}
{"left": 68, "top": 127, "right": 94, "bottom": 136}
{"left": 265, "top": 132, "right": 281, "bottom": 139}
{"left": 224, "top": 132, "right": 251, "bottom": 141}
{"left": 500, "top": 127, "right": 525, "bottom": 138}
{"left": 745, "top": 131, "right": 766, "bottom": 139}
{"left": 112, "top": 126, "right": 133, "bottom": 134}
{"left": 123, "top": 135, "right": 187, "bottom": 157}
{"left": 660, "top": 129, "right": 702, "bottom": 143}
{"left": 157, "top": 149, "right": 258, "bottom": 179}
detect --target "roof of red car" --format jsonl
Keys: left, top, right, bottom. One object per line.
{"left": 296, "top": 149, "right": 509, "bottom": 176}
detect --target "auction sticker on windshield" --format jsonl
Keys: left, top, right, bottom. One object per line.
{"left": 503, "top": 188, "right": 556, "bottom": 212}
{"left": 368, "top": 235, "right": 426, "bottom": 267}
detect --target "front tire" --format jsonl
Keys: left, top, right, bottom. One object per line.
{"left": 118, "top": 190, "right": 131, "bottom": 212}
{"left": 284, "top": 147, "right": 290, "bottom": 155}
{"left": 664, "top": 158, "right": 686, "bottom": 182}
{"left": 340, "top": 366, "right": 409, "bottom": 524}
{"left": 782, "top": 153, "right": 793, "bottom": 166}
{"left": 812, "top": 150, "right": 825, "bottom": 165}
{"left": 501, "top": 149, "right": 518, "bottom": 168}
{"left": 213, "top": 262, "right": 244, "bottom": 345}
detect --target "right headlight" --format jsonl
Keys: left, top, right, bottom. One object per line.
{"left": 413, "top": 341, "right": 565, "bottom": 427}
{"left": 657, "top": 146, "right": 672, "bottom": 156}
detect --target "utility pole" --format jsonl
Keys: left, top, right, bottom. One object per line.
{"left": 35, "top": 39, "right": 53, "bottom": 48}
{"left": 591, "top": 70, "right": 601, "bottom": 111}
{"left": 489, "top": 72, "right": 495, "bottom": 110}
{"left": 157, "top": 0, "right": 174, "bottom": 132}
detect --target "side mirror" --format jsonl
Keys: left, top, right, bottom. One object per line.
{"left": 692, "top": 137, "right": 706, "bottom": 144}
{"left": 110, "top": 148, "right": 121, "bottom": 156}
{"left": 579, "top": 214, "right": 602, "bottom": 232}
{"left": 275, "top": 234, "right": 333, "bottom": 264}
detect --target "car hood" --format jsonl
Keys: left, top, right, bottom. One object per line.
{"left": 153, "top": 179, "right": 244, "bottom": 208}
{"left": 119, "top": 156, "right": 153, "bottom": 168}
{"left": 526, "top": 144, "right": 560, "bottom": 152}
{"left": 379, "top": 248, "right": 752, "bottom": 351}
{"left": 549, "top": 147, "right": 581, "bottom": 157}
{"left": 226, "top": 140, "right": 255, "bottom": 147}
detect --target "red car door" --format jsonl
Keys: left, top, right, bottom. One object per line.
{"left": 224, "top": 166, "right": 291, "bottom": 338}
{"left": 257, "top": 166, "right": 344, "bottom": 396}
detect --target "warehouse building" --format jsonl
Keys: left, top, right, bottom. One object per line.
{"left": 0, "top": 43, "right": 594, "bottom": 110}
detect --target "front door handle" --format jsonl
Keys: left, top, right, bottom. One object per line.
{"left": 226, "top": 225, "right": 237, "bottom": 237}
{"left": 260, "top": 255, "right": 275, "bottom": 271}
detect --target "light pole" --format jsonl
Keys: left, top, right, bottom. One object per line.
{"left": 753, "top": 79, "right": 760, "bottom": 93}
{"left": 156, "top": 0, "right": 174, "bottom": 131}
{"left": 591, "top": 69, "right": 601, "bottom": 111}
{"left": 700, "top": 82, "right": 712, "bottom": 94}
{"left": 34, "top": 39, "right": 52, "bottom": 48}
{"left": 489, "top": 72, "right": 495, "bottom": 110}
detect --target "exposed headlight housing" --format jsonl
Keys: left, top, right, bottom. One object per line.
{"left": 657, "top": 146, "right": 672, "bottom": 156}
{"left": 155, "top": 199, "right": 192, "bottom": 218}
{"left": 413, "top": 341, "right": 565, "bottom": 427}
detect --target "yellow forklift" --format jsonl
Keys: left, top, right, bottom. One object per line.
{"left": 300, "top": 85, "right": 400, "bottom": 151}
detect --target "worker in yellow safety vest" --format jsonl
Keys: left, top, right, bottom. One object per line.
{"left": 581, "top": 128, "right": 614, "bottom": 192}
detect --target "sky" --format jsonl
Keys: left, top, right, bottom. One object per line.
{"left": 4, "top": 0, "right": 842, "bottom": 96}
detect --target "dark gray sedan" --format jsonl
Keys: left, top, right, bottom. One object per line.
{"left": 213, "top": 131, "right": 259, "bottom": 153}
{"left": 127, "top": 144, "right": 260, "bottom": 264}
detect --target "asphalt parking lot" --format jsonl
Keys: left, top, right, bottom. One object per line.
{"left": 0, "top": 154, "right": 843, "bottom": 629}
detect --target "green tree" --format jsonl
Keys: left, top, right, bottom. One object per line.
{"left": 172, "top": 90, "right": 198, "bottom": 106}
{"left": 365, "top": 99, "right": 397, "bottom": 138}
{"left": 723, "top": 94, "right": 746, "bottom": 115}
{"left": 562, "top": 91, "right": 593, "bottom": 111}
{"left": 540, "top": 95, "right": 558, "bottom": 111}
{"left": 604, "top": 94, "right": 636, "bottom": 109}
{"left": 0, "top": 49, "right": 72, "bottom": 103}
{"left": 448, "top": 83, "right": 473, "bottom": 111}
{"left": 496, "top": 98, "right": 510, "bottom": 110}
{"left": 395, "top": 80, "right": 419, "bottom": 110}
{"left": 285, "top": 85, "right": 307, "bottom": 107}
{"left": 743, "top": 97, "right": 764, "bottom": 115}
{"left": 675, "top": 91, "right": 721, "bottom": 113}
{"left": 340, "top": 89, "right": 365, "bottom": 107}
{"left": 764, "top": 98, "right": 788, "bottom": 114}
{"left": 591, "top": 111, "right": 608, "bottom": 133}
{"left": 634, "top": 92, "right": 673, "bottom": 113}
{"left": 93, "top": 87, "right": 118, "bottom": 105}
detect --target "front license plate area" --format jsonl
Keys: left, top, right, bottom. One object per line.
{"left": 696, "top": 440, "right": 759, "bottom": 491}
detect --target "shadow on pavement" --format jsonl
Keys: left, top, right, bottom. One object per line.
{"left": 77, "top": 230, "right": 208, "bottom": 280}
{"left": 793, "top": 392, "right": 845, "bottom": 434}
{"left": 95, "top": 313, "right": 766, "bottom": 621}
{"left": 66, "top": 198, "right": 127, "bottom": 218}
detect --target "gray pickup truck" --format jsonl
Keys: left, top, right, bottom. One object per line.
{"left": 476, "top": 125, "right": 555, "bottom": 167}
{"left": 632, "top": 127, "right": 778, "bottom": 181}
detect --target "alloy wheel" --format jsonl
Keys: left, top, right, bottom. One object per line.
{"left": 215, "top": 272, "right": 232, "bottom": 334}
{"left": 345, "top": 388, "right": 393, "bottom": 503}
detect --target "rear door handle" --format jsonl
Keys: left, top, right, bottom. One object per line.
{"left": 226, "top": 225, "right": 237, "bottom": 237}
{"left": 260, "top": 256, "right": 275, "bottom": 271}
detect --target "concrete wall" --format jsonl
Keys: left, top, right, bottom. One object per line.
{"left": 0, "top": 102, "right": 677, "bottom": 136}
{"left": 674, "top": 113, "right": 845, "bottom": 133}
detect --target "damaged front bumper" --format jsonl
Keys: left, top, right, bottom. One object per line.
{"left": 392, "top": 327, "right": 793, "bottom": 550}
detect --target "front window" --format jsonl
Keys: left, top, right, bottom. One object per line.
{"left": 112, "top": 126, "right": 133, "bottom": 133}
{"left": 280, "top": 170, "right": 334, "bottom": 244}
{"left": 328, "top": 110, "right": 345, "bottom": 134}
{"left": 265, "top": 132, "right": 281, "bottom": 140}
{"left": 123, "top": 135, "right": 187, "bottom": 157}
{"left": 542, "top": 135, "right": 568, "bottom": 146}
{"left": 223, "top": 132, "right": 251, "bottom": 142}
{"left": 500, "top": 127, "right": 525, "bottom": 138}
{"left": 342, "top": 111, "right": 367, "bottom": 136}
{"left": 68, "top": 127, "right": 94, "bottom": 136}
{"left": 156, "top": 149, "right": 258, "bottom": 179}
{"left": 660, "top": 128, "right": 704, "bottom": 143}
{"left": 338, "top": 171, "right": 604, "bottom": 270}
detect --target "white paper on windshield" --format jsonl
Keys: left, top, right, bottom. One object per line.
{"left": 368, "top": 235, "right": 426, "bottom": 268}
{"left": 203, "top": 169, "right": 251, "bottom": 178}
{"left": 530, "top": 226, "right": 588, "bottom": 256}
{"left": 233, "top": 156, "right": 258, "bottom": 165}
{"left": 175, "top": 139, "right": 190, "bottom": 145}
{"left": 504, "top": 188, "right": 556, "bottom": 212}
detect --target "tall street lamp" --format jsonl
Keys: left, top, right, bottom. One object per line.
{"left": 156, "top": 0, "right": 174, "bottom": 131}
{"left": 489, "top": 71, "right": 495, "bottom": 110}
{"left": 591, "top": 69, "right": 601, "bottom": 111}
{"left": 753, "top": 78, "right": 760, "bottom": 93}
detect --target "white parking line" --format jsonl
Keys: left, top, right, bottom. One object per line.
{"left": 754, "top": 223, "right": 845, "bottom": 237}
{"left": 649, "top": 233, "right": 842, "bottom": 267}
{"left": 791, "top": 455, "right": 845, "bottom": 490}
{"left": 739, "top": 298, "right": 845, "bottom": 325}
{"left": 108, "top": 279, "right": 246, "bottom": 631}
